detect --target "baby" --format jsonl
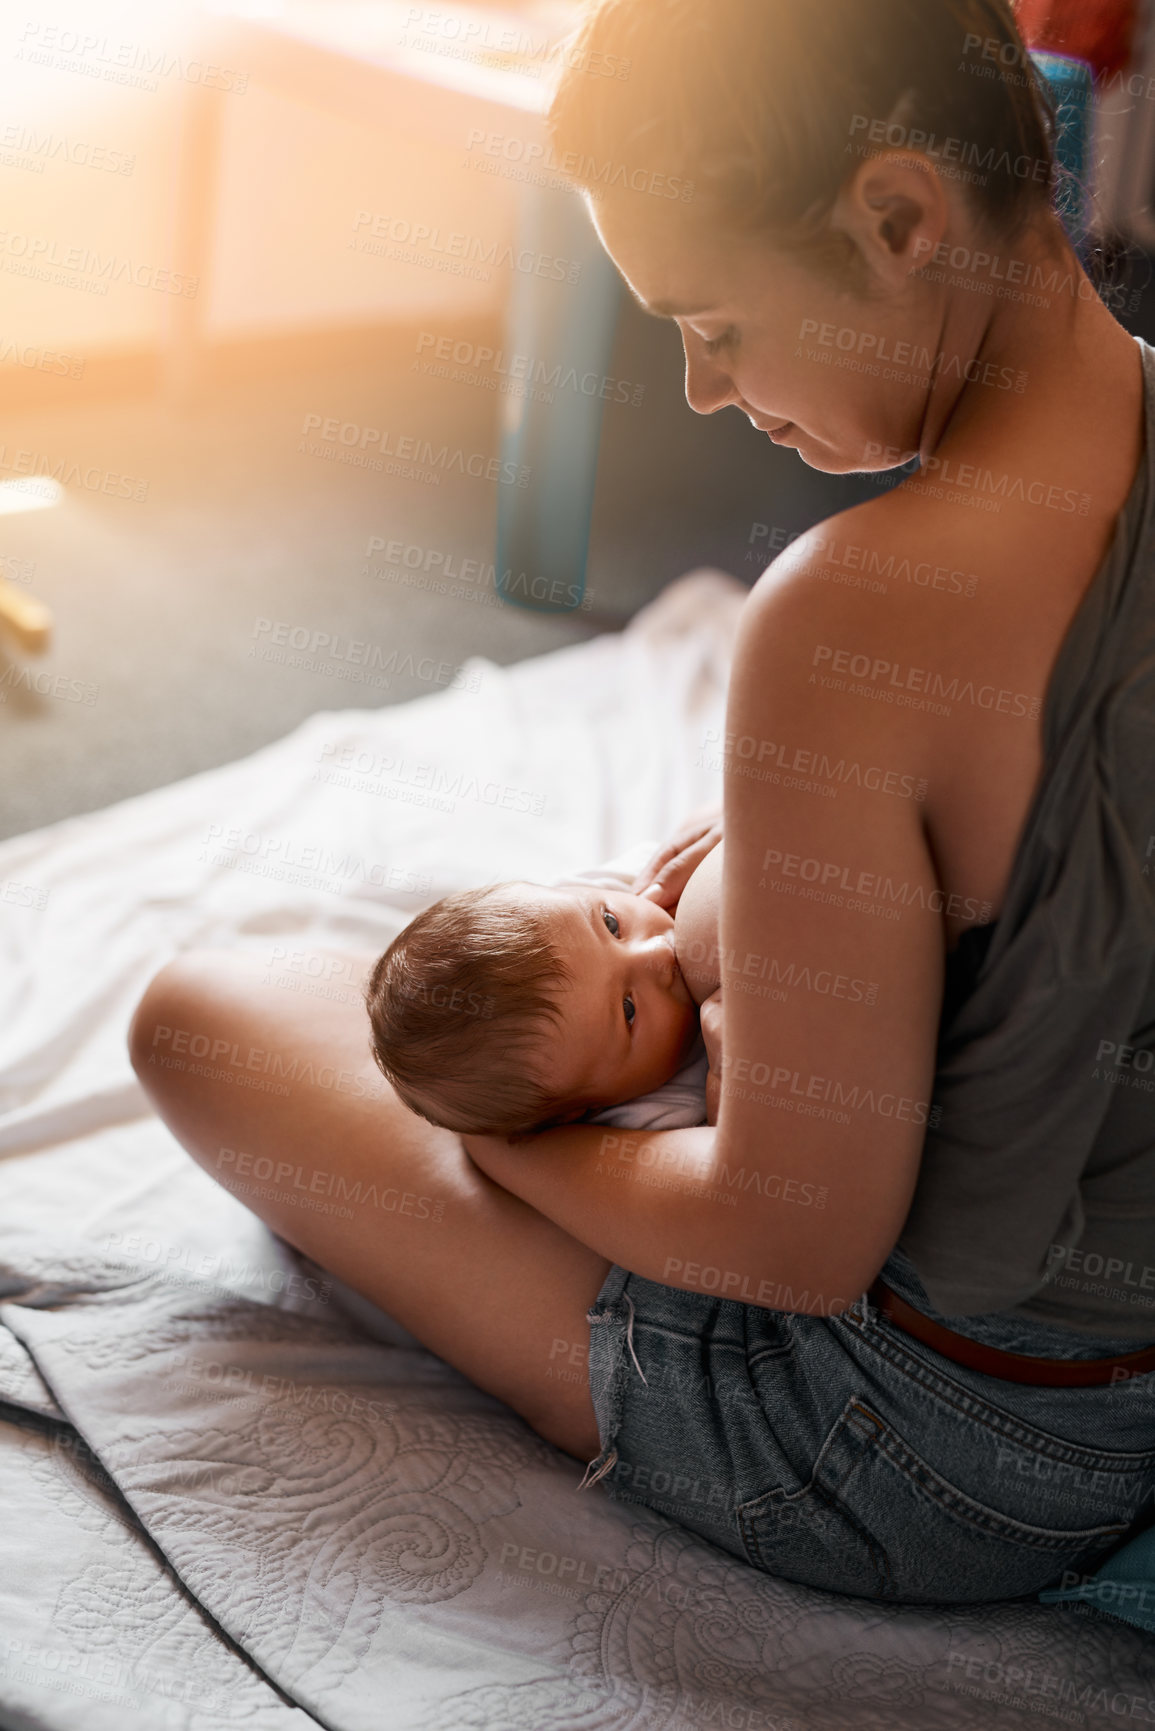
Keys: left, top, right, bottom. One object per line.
{"left": 366, "top": 847, "right": 722, "bottom": 1137}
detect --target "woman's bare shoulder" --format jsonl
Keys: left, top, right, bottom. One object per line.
{"left": 735, "top": 483, "right": 1091, "bottom": 935}
{"left": 745, "top": 495, "right": 960, "bottom": 699}
{"left": 742, "top": 484, "right": 1061, "bottom": 702}
{"left": 753, "top": 491, "right": 1001, "bottom": 622}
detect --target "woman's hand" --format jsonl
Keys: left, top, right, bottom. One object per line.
{"left": 700, "top": 990, "right": 724, "bottom": 1126}
{"left": 632, "top": 805, "right": 722, "bottom": 912}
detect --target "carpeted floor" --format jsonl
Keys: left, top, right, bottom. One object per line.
{"left": 0, "top": 301, "right": 879, "bottom": 841}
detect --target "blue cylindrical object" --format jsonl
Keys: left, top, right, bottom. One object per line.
{"left": 494, "top": 183, "right": 622, "bottom": 613}
{"left": 1030, "top": 49, "right": 1094, "bottom": 254}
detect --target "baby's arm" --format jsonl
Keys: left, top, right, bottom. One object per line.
{"left": 632, "top": 804, "right": 722, "bottom": 911}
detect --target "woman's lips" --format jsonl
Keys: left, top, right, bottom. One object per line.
{"left": 748, "top": 414, "right": 795, "bottom": 442}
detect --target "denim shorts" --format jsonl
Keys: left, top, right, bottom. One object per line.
{"left": 580, "top": 1248, "right": 1155, "bottom": 1604}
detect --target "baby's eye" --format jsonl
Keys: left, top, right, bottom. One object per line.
{"left": 602, "top": 907, "right": 621, "bottom": 937}
{"left": 623, "top": 995, "right": 636, "bottom": 1028}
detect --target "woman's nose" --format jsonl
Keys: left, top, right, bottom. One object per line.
{"left": 682, "top": 337, "right": 735, "bottom": 416}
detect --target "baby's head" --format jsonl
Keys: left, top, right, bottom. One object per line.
{"left": 366, "top": 880, "right": 697, "bottom": 1136}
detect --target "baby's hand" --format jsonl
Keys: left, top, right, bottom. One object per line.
{"left": 700, "top": 990, "right": 723, "bottom": 1126}
{"left": 633, "top": 804, "right": 722, "bottom": 912}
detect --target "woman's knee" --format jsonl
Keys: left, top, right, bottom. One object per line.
{"left": 130, "top": 955, "right": 188, "bottom": 1078}
{"left": 129, "top": 950, "right": 247, "bottom": 1101}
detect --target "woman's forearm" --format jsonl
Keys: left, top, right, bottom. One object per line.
{"left": 461, "top": 1123, "right": 854, "bottom": 1312}
{"left": 464, "top": 1122, "right": 715, "bottom": 1281}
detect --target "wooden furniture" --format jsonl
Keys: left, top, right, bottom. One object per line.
{"left": 0, "top": 578, "right": 52, "bottom": 655}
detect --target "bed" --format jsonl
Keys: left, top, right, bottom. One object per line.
{"left": 1, "top": 570, "right": 1151, "bottom": 1731}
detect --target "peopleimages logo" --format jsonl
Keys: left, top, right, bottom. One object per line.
{"left": 911, "top": 236, "right": 1099, "bottom": 304}
{"left": 352, "top": 211, "right": 582, "bottom": 284}
{"left": 415, "top": 331, "right": 646, "bottom": 408}
{"left": 365, "top": 536, "right": 594, "bottom": 613}
{"left": 0, "top": 230, "right": 197, "bottom": 296}
{"left": 299, "top": 414, "right": 529, "bottom": 488}
{"left": 16, "top": 22, "right": 249, "bottom": 92}
{"left": 798, "top": 318, "right": 1026, "bottom": 394}
{"left": 0, "top": 124, "right": 135, "bottom": 175}
{"left": 848, "top": 112, "right": 1050, "bottom": 185}
{"left": 464, "top": 129, "right": 695, "bottom": 201}
{"left": 401, "top": 6, "right": 632, "bottom": 82}
{"left": 811, "top": 643, "right": 1042, "bottom": 718}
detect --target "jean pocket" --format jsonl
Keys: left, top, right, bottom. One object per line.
{"left": 737, "top": 1397, "right": 896, "bottom": 1598}
{"left": 737, "top": 1395, "right": 1133, "bottom": 1604}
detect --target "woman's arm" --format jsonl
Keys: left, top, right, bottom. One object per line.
{"left": 711, "top": 548, "right": 944, "bottom": 1298}
{"left": 463, "top": 1119, "right": 730, "bottom": 1285}
{"left": 467, "top": 541, "right": 946, "bottom": 1314}
{"left": 462, "top": 996, "right": 726, "bottom": 1285}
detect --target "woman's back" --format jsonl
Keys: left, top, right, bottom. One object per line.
{"left": 852, "top": 320, "right": 1155, "bottom": 1332}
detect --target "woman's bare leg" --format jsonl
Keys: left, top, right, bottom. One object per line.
{"left": 128, "top": 949, "right": 609, "bottom": 1461}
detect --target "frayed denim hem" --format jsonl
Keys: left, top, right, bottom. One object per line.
{"left": 577, "top": 1264, "right": 641, "bottom": 1492}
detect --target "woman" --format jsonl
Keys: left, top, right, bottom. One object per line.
{"left": 130, "top": 0, "right": 1155, "bottom": 1604}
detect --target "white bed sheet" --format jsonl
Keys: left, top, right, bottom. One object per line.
{"left": 1, "top": 570, "right": 1151, "bottom": 1731}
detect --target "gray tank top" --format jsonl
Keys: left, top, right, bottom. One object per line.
{"left": 893, "top": 334, "right": 1155, "bottom": 1340}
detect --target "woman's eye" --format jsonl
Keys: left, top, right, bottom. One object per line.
{"left": 602, "top": 907, "right": 621, "bottom": 937}
{"left": 703, "top": 327, "right": 736, "bottom": 356}
{"left": 623, "top": 995, "right": 636, "bottom": 1028}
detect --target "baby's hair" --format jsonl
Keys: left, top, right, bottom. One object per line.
{"left": 365, "top": 884, "right": 578, "bottom": 1137}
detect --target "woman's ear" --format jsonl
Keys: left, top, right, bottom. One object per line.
{"left": 832, "top": 151, "right": 951, "bottom": 290}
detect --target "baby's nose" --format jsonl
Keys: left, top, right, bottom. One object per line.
{"left": 635, "top": 932, "right": 676, "bottom": 978}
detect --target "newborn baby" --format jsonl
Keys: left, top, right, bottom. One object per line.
{"left": 366, "top": 845, "right": 722, "bottom": 1137}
